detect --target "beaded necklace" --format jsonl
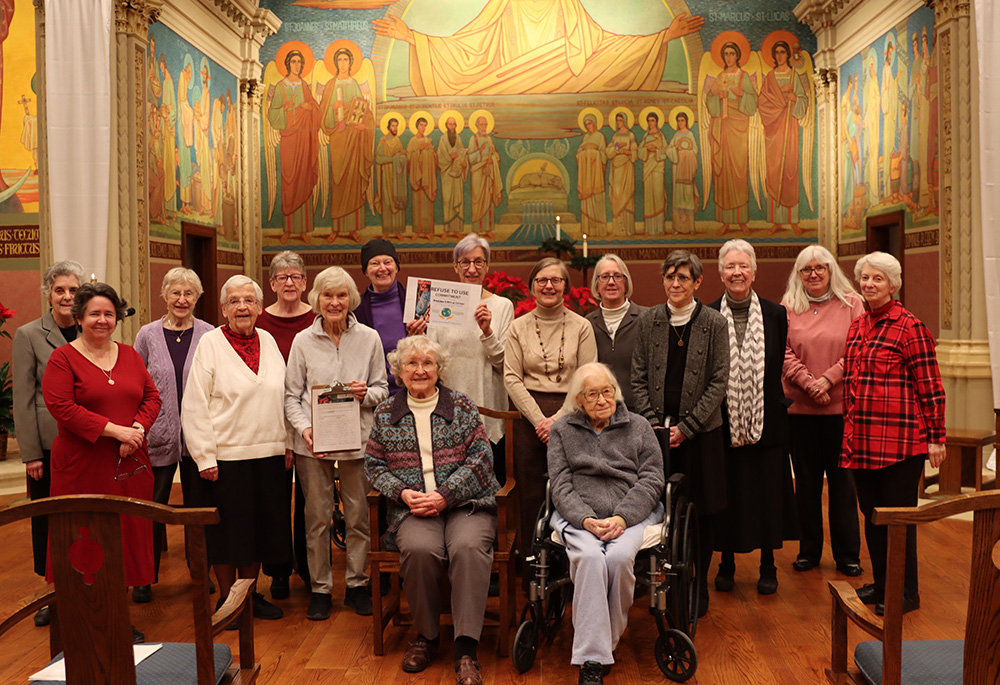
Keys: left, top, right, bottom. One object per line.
{"left": 533, "top": 311, "right": 566, "bottom": 382}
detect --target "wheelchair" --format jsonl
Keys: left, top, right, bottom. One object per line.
{"left": 511, "top": 471, "right": 700, "bottom": 682}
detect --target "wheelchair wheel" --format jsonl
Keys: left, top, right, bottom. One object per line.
{"left": 512, "top": 619, "right": 539, "bottom": 673}
{"left": 655, "top": 629, "right": 697, "bottom": 682}
{"left": 331, "top": 508, "right": 347, "bottom": 550}
{"left": 670, "top": 500, "right": 699, "bottom": 638}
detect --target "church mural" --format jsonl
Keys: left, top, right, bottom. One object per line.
{"left": 838, "top": 5, "right": 937, "bottom": 237}
{"left": 146, "top": 24, "right": 241, "bottom": 246}
{"left": 258, "top": 0, "right": 818, "bottom": 254}
{"left": 0, "top": 0, "right": 39, "bottom": 216}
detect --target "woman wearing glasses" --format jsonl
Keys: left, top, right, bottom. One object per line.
{"left": 781, "top": 245, "right": 864, "bottom": 577}
{"left": 585, "top": 254, "right": 646, "bottom": 410}
{"left": 548, "top": 363, "right": 663, "bottom": 683}
{"left": 504, "top": 257, "right": 597, "bottom": 566}
{"left": 632, "top": 250, "right": 728, "bottom": 617}
{"left": 41, "top": 282, "right": 161, "bottom": 643}
{"left": 428, "top": 234, "right": 514, "bottom": 480}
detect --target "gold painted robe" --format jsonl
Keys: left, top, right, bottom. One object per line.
{"left": 407, "top": 134, "right": 437, "bottom": 233}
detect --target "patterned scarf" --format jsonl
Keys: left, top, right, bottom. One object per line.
{"left": 720, "top": 292, "right": 765, "bottom": 447}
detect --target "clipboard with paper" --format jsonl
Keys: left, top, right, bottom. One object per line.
{"left": 310, "top": 382, "right": 361, "bottom": 454}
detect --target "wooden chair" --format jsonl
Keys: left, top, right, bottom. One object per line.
{"left": 826, "top": 490, "right": 1000, "bottom": 685}
{"left": 0, "top": 495, "right": 259, "bottom": 685}
{"left": 368, "top": 407, "right": 519, "bottom": 657}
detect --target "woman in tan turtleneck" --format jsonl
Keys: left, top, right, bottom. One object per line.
{"left": 503, "top": 258, "right": 598, "bottom": 567}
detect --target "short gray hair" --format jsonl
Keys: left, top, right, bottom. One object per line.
{"left": 269, "top": 250, "right": 306, "bottom": 280}
{"left": 308, "top": 266, "right": 360, "bottom": 313}
{"left": 590, "top": 254, "right": 633, "bottom": 301}
{"left": 661, "top": 250, "right": 703, "bottom": 280}
{"left": 220, "top": 275, "right": 263, "bottom": 305}
{"left": 718, "top": 239, "right": 757, "bottom": 272}
{"left": 854, "top": 251, "right": 902, "bottom": 290}
{"left": 561, "top": 362, "right": 622, "bottom": 415}
{"left": 386, "top": 335, "right": 449, "bottom": 386}
{"left": 41, "top": 260, "right": 85, "bottom": 297}
{"left": 454, "top": 233, "right": 491, "bottom": 263}
{"left": 160, "top": 267, "right": 204, "bottom": 299}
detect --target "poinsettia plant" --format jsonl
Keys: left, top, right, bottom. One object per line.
{"left": 482, "top": 271, "right": 530, "bottom": 306}
{"left": 0, "top": 302, "right": 18, "bottom": 435}
{"left": 512, "top": 287, "right": 599, "bottom": 318}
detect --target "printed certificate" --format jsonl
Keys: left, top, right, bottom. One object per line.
{"left": 310, "top": 383, "right": 361, "bottom": 454}
{"left": 402, "top": 276, "right": 481, "bottom": 330}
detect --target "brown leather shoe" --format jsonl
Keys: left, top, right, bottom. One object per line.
{"left": 401, "top": 636, "right": 436, "bottom": 673}
{"left": 455, "top": 655, "right": 483, "bottom": 685}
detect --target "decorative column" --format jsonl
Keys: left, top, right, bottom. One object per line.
{"left": 33, "top": 0, "right": 52, "bottom": 282}
{"left": 934, "top": 0, "right": 994, "bottom": 428}
{"left": 108, "top": 0, "right": 162, "bottom": 341}
{"left": 239, "top": 77, "right": 263, "bottom": 283}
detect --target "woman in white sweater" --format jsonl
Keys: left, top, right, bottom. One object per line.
{"left": 182, "top": 275, "right": 289, "bottom": 624}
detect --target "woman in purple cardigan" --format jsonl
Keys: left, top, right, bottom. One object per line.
{"left": 133, "top": 267, "right": 214, "bottom": 602}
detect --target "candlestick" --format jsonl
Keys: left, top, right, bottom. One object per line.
{"left": 90, "top": 273, "right": 97, "bottom": 284}
{"left": 582, "top": 234, "right": 588, "bottom": 258}
{"left": 555, "top": 215, "right": 561, "bottom": 241}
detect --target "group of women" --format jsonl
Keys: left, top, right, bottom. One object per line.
{"left": 12, "top": 235, "right": 944, "bottom": 685}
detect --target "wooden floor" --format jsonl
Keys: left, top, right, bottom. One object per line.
{"left": 0, "top": 487, "right": 971, "bottom": 684}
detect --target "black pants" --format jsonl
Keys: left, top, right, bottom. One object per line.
{"left": 262, "top": 464, "right": 310, "bottom": 584}
{"left": 27, "top": 452, "right": 52, "bottom": 577}
{"left": 789, "top": 415, "right": 861, "bottom": 566}
{"left": 853, "top": 456, "right": 924, "bottom": 597}
{"left": 151, "top": 462, "right": 179, "bottom": 583}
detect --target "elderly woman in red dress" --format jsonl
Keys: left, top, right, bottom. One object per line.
{"left": 42, "top": 282, "right": 161, "bottom": 643}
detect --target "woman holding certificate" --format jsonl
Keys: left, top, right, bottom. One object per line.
{"left": 284, "top": 266, "right": 389, "bottom": 621}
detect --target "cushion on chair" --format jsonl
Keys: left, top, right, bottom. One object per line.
{"left": 33, "top": 643, "right": 233, "bottom": 685}
{"left": 854, "top": 639, "right": 963, "bottom": 685}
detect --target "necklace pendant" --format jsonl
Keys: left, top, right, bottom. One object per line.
{"left": 108, "top": 378, "right": 115, "bottom": 385}
{"left": 176, "top": 335, "right": 182, "bottom": 343}
{"left": 555, "top": 374, "right": 562, "bottom": 383}
{"left": 677, "top": 339, "right": 685, "bottom": 347}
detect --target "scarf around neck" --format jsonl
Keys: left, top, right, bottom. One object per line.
{"left": 720, "top": 292, "right": 765, "bottom": 446}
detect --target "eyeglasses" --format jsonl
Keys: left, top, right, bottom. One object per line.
{"left": 226, "top": 297, "right": 257, "bottom": 307}
{"left": 664, "top": 273, "right": 692, "bottom": 283}
{"left": 403, "top": 360, "right": 438, "bottom": 371}
{"left": 579, "top": 387, "right": 616, "bottom": 403}
{"left": 273, "top": 273, "right": 304, "bottom": 283}
{"left": 114, "top": 454, "right": 148, "bottom": 481}
{"left": 534, "top": 277, "right": 565, "bottom": 286}
{"left": 799, "top": 265, "right": 829, "bottom": 276}
{"left": 723, "top": 263, "right": 753, "bottom": 273}
{"left": 168, "top": 289, "right": 197, "bottom": 299}
{"left": 597, "top": 273, "right": 626, "bottom": 283}
{"left": 457, "top": 258, "right": 487, "bottom": 269}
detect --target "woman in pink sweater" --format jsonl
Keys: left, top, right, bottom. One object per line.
{"left": 781, "top": 245, "right": 864, "bottom": 576}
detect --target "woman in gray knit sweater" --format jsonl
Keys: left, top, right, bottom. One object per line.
{"left": 547, "top": 363, "right": 664, "bottom": 684}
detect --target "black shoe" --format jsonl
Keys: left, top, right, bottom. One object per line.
{"left": 714, "top": 573, "right": 734, "bottom": 592}
{"left": 306, "top": 592, "right": 333, "bottom": 621}
{"left": 344, "top": 585, "right": 373, "bottom": 616}
{"left": 875, "top": 593, "right": 920, "bottom": 616}
{"left": 579, "top": 660, "right": 604, "bottom": 684}
{"left": 252, "top": 592, "right": 283, "bottom": 620}
{"left": 792, "top": 557, "right": 819, "bottom": 572}
{"left": 131, "top": 625, "right": 145, "bottom": 644}
{"left": 33, "top": 606, "right": 50, "bottom": 627}
{"left": 855, "top": 583, "right": 881, "bottom": 605}
{"left": 131, "top": 585, "right": 152, "bottom": 603}
{"left": 757, "top": 575, "right": 778, "bottom": 595}
{"left": 837, "top": 563, "right": 864, "bottom": 577}
{"left": 270, "top": 575, "right": 290, "bottom": 600}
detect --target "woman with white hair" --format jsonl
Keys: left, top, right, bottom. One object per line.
{"left": 284, "top": 266, "right": 389, "bottom": 620}
{"left": 548, "top": 362, "right": 664, "bottom": 684}
{"left": 132, "top": 267, "right": 214, "bottom": 603}
{"left": 12, "top": 259, "right": 84, "bottom": 626}
{"left": 843, "top": 251, "right": 945, "bottom": 616}
{"left": 585, "top": 254, "right": 646, "bottom": 410}
{"left": 710, "top": 239, "right": 797, "bottom": 596}
{"left": 366, "top": 335, "right": 500, "bottom": 685}
{"left": 781, "top": 245, "right": 864, "bottom": 578}
{"left": 428, "top": 233, "right": 513, "bottom": 479}
{"left": 182, "top": 275, "right": 289, "bottom": 625}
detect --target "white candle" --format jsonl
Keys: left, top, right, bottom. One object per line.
{"left": 90, "top": 273, "right": 97, "bottom": 284}
{"left": 555, "top": 215, "right": 561, "bottom": 241}
{"left": 582, "top": 234, "right": 588, "bottom": 258}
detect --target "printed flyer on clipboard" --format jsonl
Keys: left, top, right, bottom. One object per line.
{"left": 402, "top": 277, "right": 481, "bottom": 330}
{"left": 310, "top": 383, "right": 361, "bottom": 454}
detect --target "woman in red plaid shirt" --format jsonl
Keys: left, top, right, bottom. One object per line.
{"left": 841, "top": 251, "right": 946, "bottom": 616}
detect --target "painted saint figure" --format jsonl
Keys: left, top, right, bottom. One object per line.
{"left": 606, "top": 112, "right": 638, "bottom": 235}
{"left": 177, "top": 56, "right": 195, "bottom": 215}
{"left": 879, "top": 38, "right": 898, "bottom": 202}
{"left": 318, "top": 47, "right": 375, "bottom": 243}
{"left": 576, "top": 114, "right": 608, "bottom": 236}
{"left": 758, "top": 40, "right": 808, "bottom": 235}
{"left": 467, "top": 115, "right": 503, "bottom": 235}
{"left": 406, "top": 117, "right": 437, "bottom": 234}
{"left": 639, "top": 112, "right": 668, "bottom": 235}
{"left": 374, "top": 116, "right": 408, "bottom": 235}
{"left": 194, "top": 58, "right": 213, "bottom": 215}
{"left": 267, "top": 50, "right": 321, "bottom": 243}
{"left": 437, "top": 116, "right": 468, "bottom": 236}
{"left": 159, "top": 55, "right": 177, "bottom": 217}
{"left": 908, "top": 32, "right": 924, "bottom": 209}
{"left": 705, "top": 42, "right": 758, "bottom": 235}
{"left": 665, "top": 112, "right": 699, "bottom": 234}
{"left": 862, "top": 54, "right": 880, "bottom": 206}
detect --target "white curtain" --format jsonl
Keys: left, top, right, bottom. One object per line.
{"left": 45, "top": 0, "right": 112, "bottom": 280}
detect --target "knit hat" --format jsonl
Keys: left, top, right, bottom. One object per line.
{"left": 360, "top": 238, "right": 399, "bottom": 273}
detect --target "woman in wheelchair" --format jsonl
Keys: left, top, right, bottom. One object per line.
{"left": 365, "top": 336, "right": 501, "bottom": 685}
{"left": 547, "top": 363, "right": 664, "bottom": 684}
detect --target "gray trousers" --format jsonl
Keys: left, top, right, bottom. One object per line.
{"left": 552, "top": 504, "right": 664, "bottom": 666}
{"left": 396, "top": 507, "right": 496, "bottom": 641}
{"left": 296, "top": 455, "right": 370, "bottom": 594}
